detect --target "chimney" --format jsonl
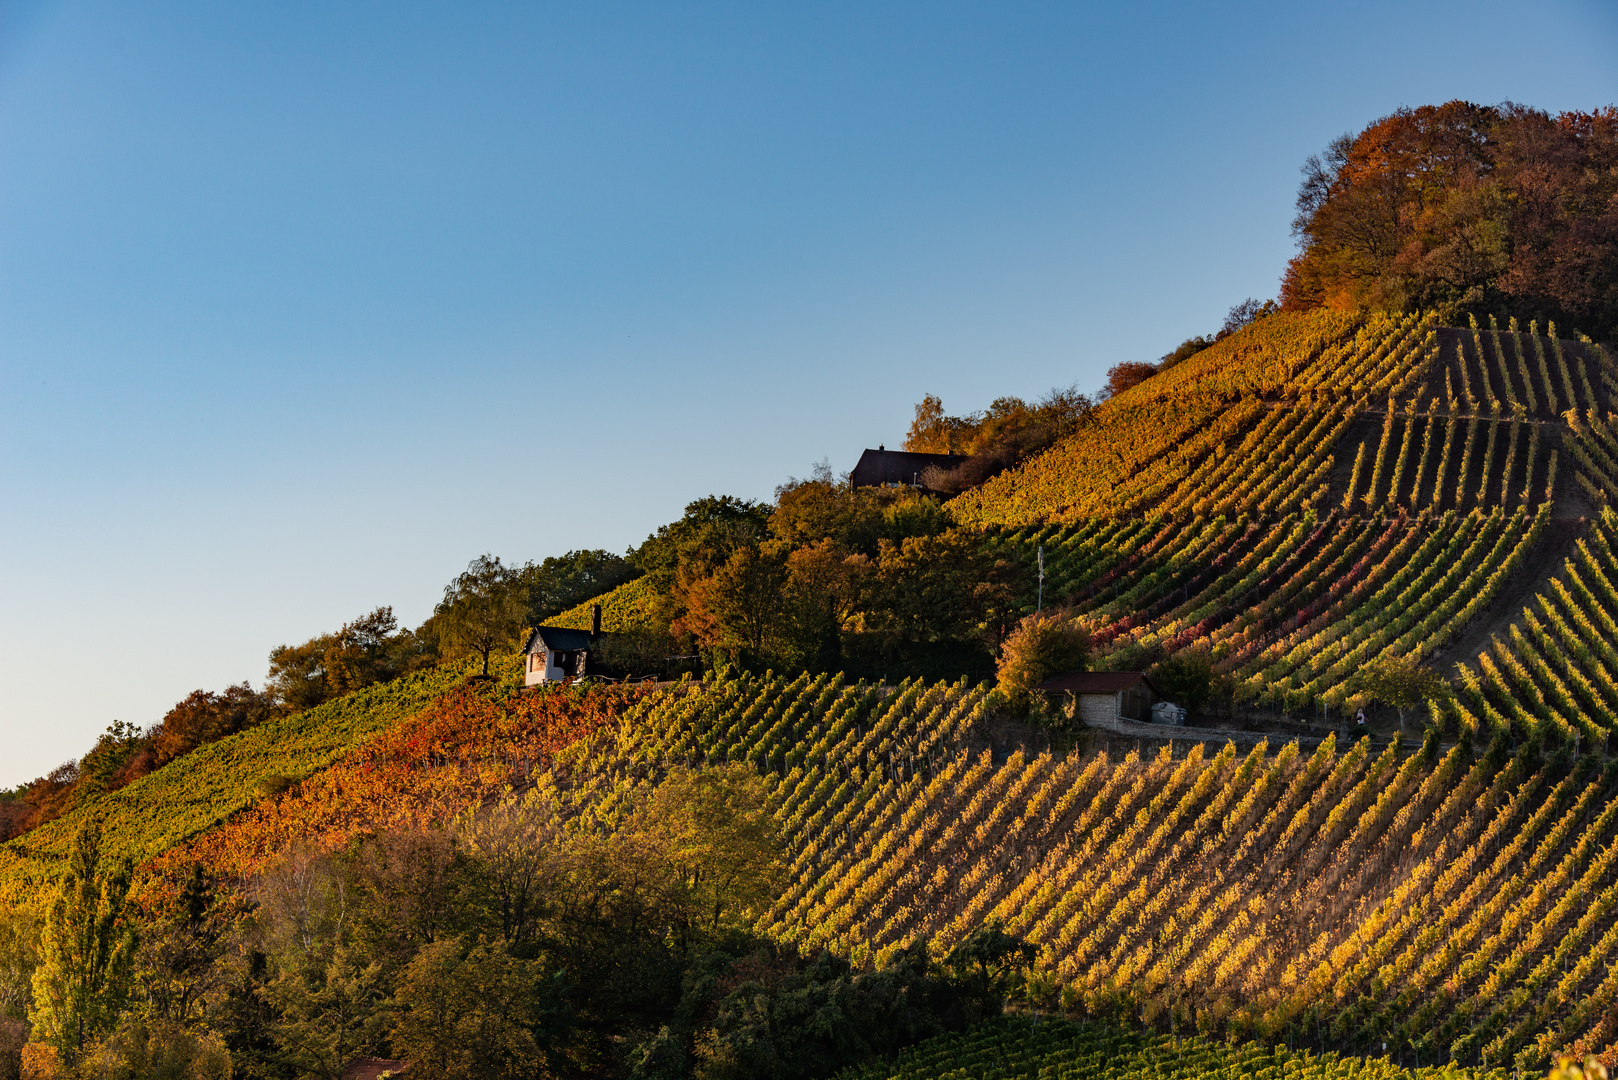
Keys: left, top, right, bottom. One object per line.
{"left": 591, "top": 603, "right": 601, "bottom": 639}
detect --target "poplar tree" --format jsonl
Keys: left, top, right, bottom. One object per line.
{"left": 29, "top": 823, "right": 136, "bottom": 1061}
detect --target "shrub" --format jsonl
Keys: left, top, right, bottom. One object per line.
{"left": 996, "top": 610, "right": 1089, "bottom": 707}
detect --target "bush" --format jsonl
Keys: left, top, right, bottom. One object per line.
{"left": 996, "top": 610, "right": 1089, "bottom": 708}
{"left": 1150, "top": 653, "right": 1214, "bottom": 715}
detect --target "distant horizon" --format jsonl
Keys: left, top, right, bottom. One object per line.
{"left": 2, "top": 0, "right": 1615, "bottom": 786}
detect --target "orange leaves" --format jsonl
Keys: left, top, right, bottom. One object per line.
{"left": 143, "top": 682, "right": 649, "bottom": 891}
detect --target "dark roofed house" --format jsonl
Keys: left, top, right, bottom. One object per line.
{"left": 1035, "top": 671, "right": 1167, "bottom": 727}
{"left": 849, "top": 446, "right": 967, "bottom": 490}
{"left": 522, "top": 604, "right": 604, "bottom": 686}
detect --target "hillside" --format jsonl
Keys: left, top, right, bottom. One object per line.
{"left": 0, "top": 660, "right": 473, "bottom": 905}
{"left": 17, "top": 666, "right": 1614, "bottom": 1069}
{"left": 955, "top": 311, "right": 1617, "bottom": 735}
{"left": 563, "top": 310, "right": 1616, "bottom": 733}
{"left": 10, "top": 310, "right": 1618, "bottom": 1078}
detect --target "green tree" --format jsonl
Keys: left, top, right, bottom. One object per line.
{"left": 635, "top": 766, "right": 783, "bottom": 939}
{"left": 1350, "top": 654, "right": 1452, "bottom": 732}
{"left": 1150, "top": 652, "right": 1215, "bottom": 715}
{"left": 436, "top": 555, "right": 528, "bottom": 677}
{"left": 30, "top": 823, "right": 137, "bottom": 1062}
{"left": 390, "top": 937, "right": 565, "bottom": 1080}
{"left": 942, "top": 922, "right": 1038, "bottom": 1023}
{"left": 633, "top": 497, "right": 772, "bottom": 583}
{"left": 868, "top": 531, "right": 1019, "bottom": 650}
{"left": 263, "top": 946, "right": 388, "bottom": 1080}
{"left": 515, "top": 549, "right": 640, "bottom": 625}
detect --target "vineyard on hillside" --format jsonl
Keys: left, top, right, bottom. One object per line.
{"left": 517, "top": 670, "right": 1618, "bottom": 1069}
{"left": 955, "top": 312, "right": 1610, "bottom": 527}
{"left": 137, "top": 677, "right": 652, "bottom": 899}
{"left": 0, "top": 659, "right": 478, "bottom": 904}
{"left": 944, "top": 313, "right": 1615, "bottom": 730}
{"left": 838, "top": 1015, "right": 1490, "bottom": 1080}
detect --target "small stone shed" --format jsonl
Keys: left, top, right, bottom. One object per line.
{"left": 1036, "top": 671, "right": 1163, "bottom": 726}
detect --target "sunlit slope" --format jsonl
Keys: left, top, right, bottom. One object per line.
{"left": 958, "top": 311, "right": 1610, "bottom": 527}
{"left": 566, "top": 671, "right": 1618, "bottom": 1066}
{"left": 0, "top": 660, "right": 479, "bottom": 903}
{"left": 138, "top": 676, "right": 654, "bottom": 895}
{"left": 550, "top": 573, "right": 661, "bottom": 631}
{"left": 970, "top": 315, "right": 1615, "bottom": 723}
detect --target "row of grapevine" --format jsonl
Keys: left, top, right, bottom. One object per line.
{"left": 838, "top": 1016, "right": 1492, "bottom": 1080}
{"left": 984, "top": 505, "right": 1546, "bottom": 714}
{"left": 1338, "top": 409, "right": 1555, "bottom": 513}
{"left": 1456, "top": 316, "right": 1610, "bottom": 421}
{"left": 1448, "top": 507, "right": 1618, "bottom": 746}
{"left": 955, "top": 313, "right": 1601, "bottom": 528}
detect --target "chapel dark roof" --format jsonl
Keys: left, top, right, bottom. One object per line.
{"left": 1035, "top": 671, "right": 1158, "bottom": 694}
{"left": 523, "top": 626, "right": 596, "bottom": 653}
{"left": 849, "top": 448, "right": 967, "bottom": 489}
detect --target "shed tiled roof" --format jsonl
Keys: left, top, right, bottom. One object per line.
{"left": 522, "top": 626, "right": 595, "bottom": 653}
{"left": 1035, "top": 671, "right": 1156, "bottom": 694}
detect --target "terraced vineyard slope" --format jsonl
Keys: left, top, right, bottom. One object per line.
{"left": 954, "top": 312, "right": 1615, "bottom": 732}
{"left": 543, "top": 671, "right": 1618, "bottom": 1067}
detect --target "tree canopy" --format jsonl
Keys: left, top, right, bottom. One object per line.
{"left": 1283, "top": 101, "right": 1618, "bottom": 340}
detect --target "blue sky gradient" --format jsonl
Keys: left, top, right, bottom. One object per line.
{"left": 2, "top": 0, "right": 1614, "bottom": 785}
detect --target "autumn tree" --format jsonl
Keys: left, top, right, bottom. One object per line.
{"left": 152, "top": 683, "right": 275, "bottom": 766}
{"left": 902, "top": 388, "right": 1093, "bottom": 492}
{"left": 1284, "top": 101, "right": 1618, "bottom": 338}
{"left": 995, "top": 609, "right": 1090, "bottom": 708}
{"left": 437, "top": 556, "right": 529, "bottom": 677}
{"left": 1102, "top": 361, "right": 1157, "bottom": 399}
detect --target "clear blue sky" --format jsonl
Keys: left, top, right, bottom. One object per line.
{"left": 1, "top": 0, "right": 1614, "bottom": 786}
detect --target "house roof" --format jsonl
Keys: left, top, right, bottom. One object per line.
{"left": 1035, "top": 671, "right": 1158, "bottom": 695}
{"left": 522, "top": 625, "right": 596, "bottom": 653}
{"left": 849, "top": 448, "right": 967, "bottom": 488}
{"left": 340, "top": 1059, "right": 411, "bottom": 1080}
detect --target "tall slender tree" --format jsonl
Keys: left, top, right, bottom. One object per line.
{"left": 30, "top": 823, "right": 136, "bottom": 1062}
